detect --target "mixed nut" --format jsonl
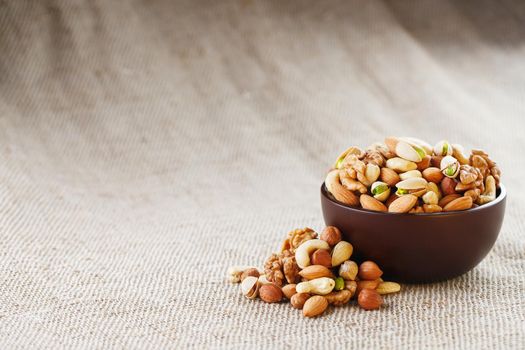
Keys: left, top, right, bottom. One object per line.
{"left": 326, "top": 137, "right": 501, "bottom": 213}
{"left": 228, "top": 226, "right": 401, "bottom": 318}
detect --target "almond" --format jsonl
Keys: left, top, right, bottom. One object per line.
{"left": 443, "top": 196, "right": 473, "bottom": 212}
{"left": 259, "top": 284, "right": 283, "bottom": 303}
{"left": 281, "top": 284, "right": 297, "bottom": 299}
{"left": 299, "top": 265, "right": 334, "bottom": 280}
{"left": 380, "top": 167, "right": 400, "bottom": 187}
{"left": 358, "top": 261, "right": 383, "bottom": 280}
{"left": 385, "top": 193, "right": 399, "bottom": 207}
{"left": 422, "top": 167, "right": 444, "bottom": 183}
{"left": 388, "top": 194, "right": 417, "bottom": 213}
{"left": 311, "top": 249, "right": 332, "bottom": 268}
{"left": 303, "top": 295, "right": 328, "bottom": 317}
{"left": 441, "top": 177, "right": 458, "bottom": 196}
{"left": 360, "top": 194, "right": 387, "bottom": 212}
{"left": 416, "top": 155, "right": 431, "bottom": 171}
{"left": 423, "top": 204, "right": 442, "bottom": 213}
{"left": 438, "top": 193, "right": 462, "bottom": 207}
{"left": 358, "top": 288, "right": 383, "bottom": 310}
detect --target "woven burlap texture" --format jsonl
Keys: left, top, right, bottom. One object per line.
{"left": 1, "top": 1, "right": 524, "bottom": 349}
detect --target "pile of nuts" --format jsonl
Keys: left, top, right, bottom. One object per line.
{"left": 228, "top": 226, "right": 400, "bottom": 318}
{"left": 325, "top": 137, "right": 501, "bottom": 213}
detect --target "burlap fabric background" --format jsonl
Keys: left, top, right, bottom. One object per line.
{"left": 1, "top": 0, "right": 524, "bottom": 348}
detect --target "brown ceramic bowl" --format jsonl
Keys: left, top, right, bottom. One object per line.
{"left": 321, "top": 184, "right": 506, "bottom": 283}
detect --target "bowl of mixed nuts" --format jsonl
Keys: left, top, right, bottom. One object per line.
{"left": 321, "top": 137, "right": 506, "bottom": 282}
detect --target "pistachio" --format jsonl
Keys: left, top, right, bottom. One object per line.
{"left": 434, "top": 140, "right": 453, "bottom": 156}
{"left": 334, "top": 277, "right": 345, "bottom": 291}
{"left": 296, "top": 277, "right": 335, "bottom": 295}
{"left": 394, "top": 139, "right": 426, "bottom": 162}
{"left": 331, "top": 241, "right": 353, "bottom": 266}
{"left": 399, "top": 170, "right": 422, "bottom": 180}
{"left": 371, "top": 181, "right": 390, "bottom": 202}
{"left": 241, "top": 276, "right": 259, "bottom": 299}
{"left": 395, "top": 177, "right": 428, "bottom": 197}
{"left": 386, "top": 157, "right": 418, "bottom": 173}
{"left": 440, "top": 156, "right": 460, "bottom": 178}
{"left": 401, "top": 137, "right": 433, "bottom": 155}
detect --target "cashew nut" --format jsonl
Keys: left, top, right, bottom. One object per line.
{"left": 478, "top": 175, "right": 496, "bottom": 204}
{"left": 296, "top": 277, "right": 335, "bottom": 295}
{"left": 295, "top": 239, "right": 330, "bottom": 269}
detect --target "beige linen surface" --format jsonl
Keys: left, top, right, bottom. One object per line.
{"left": 1, "top": 0, "right": 524, "bottom": 349}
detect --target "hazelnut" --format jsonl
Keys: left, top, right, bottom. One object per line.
{"left": 290, "top": 292, "right": 311, "bottom": 309}
{"left": 430, "top": 155, "right": 443, "bottom": 168}
{"left": 320, "top": 226, "right": 342, "bottom": 246}
{"left": 356, "top": 279, "right": 380, "bottom": 295}
{"left": 240, "top": 267, "right": 260, "bottom": 281}
{"left": 259, "top": 284, "right": 283, "bottom": 303}
{"left": 358, "top": 261, "right": 383, "bottom": 280}
{"left": 311, "top": 249, "right": 332, "bottom": 268}
{"left": 441, "top": 177, "right": 457, "bottom": 196}
{"left": 358, "top": 288, "right": 383, "bottom": 310}
{"left": 281, "top": 284, "right": 297, "bottom": 299}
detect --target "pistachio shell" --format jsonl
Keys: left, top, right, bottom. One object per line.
{"left": 401, "top": 137, "right": 433, "bottom": 155}
{"left": 399, "top": 170, "right": 422, "bottom": 180}
{"left": 371, "top": 181, "right": 390, "bottom": 202}
{"left": 395, "top": 177, "right": 428, "bottom": 190}
{"left": 434, "top": 140, "right": 453, "bottom": 156}
{"left": 384, "top": 136, "right": 400, "bottom": 153}
{"left": 440, "top": 155, "right": 460, "bottom": 178}
{"left": 395, "top": 140, "right": 423, "bottom": 162}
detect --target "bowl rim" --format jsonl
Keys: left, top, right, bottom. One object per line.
{"left": 321, "top": 183, "right": 506, "bottom": 217}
